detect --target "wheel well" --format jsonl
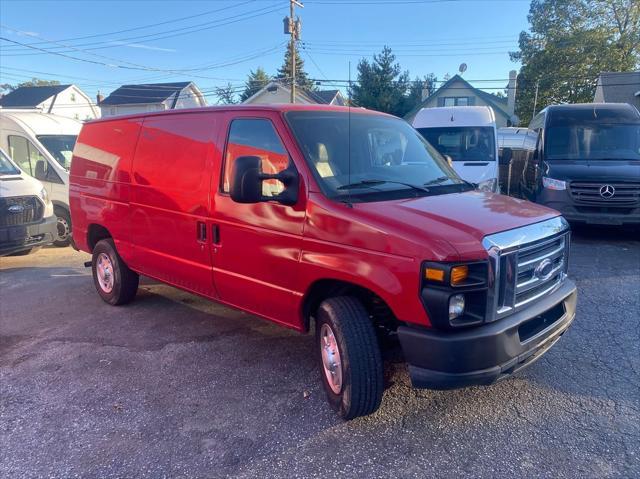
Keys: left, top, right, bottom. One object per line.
{"left": 302, "top": 279, "right": 399, "bottom": 333}
{"left": 87, "top": 224, "right": 112, "bottom": 252}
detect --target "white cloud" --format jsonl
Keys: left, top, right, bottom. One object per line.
{"left": 109, "top": 41, "right": 176, "bottom": 53}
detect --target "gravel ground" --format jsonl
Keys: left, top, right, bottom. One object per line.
{"left": 1, "top": 225, "right": 638, "bottom": 478}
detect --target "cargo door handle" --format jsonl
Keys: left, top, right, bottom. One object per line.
{"left": 212, "top": 225, "right": 221, "bottom": 245}
{"left": 197, "top": 221, "right": 207, "bottom": 242}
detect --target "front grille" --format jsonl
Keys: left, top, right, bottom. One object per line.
{"left": 0, "top": 196, "right": 44, "bottom": 227}
{"left": 569, "top": 181, "right": 640, "bottom": 207}
{"left": 483, "top": 217, "right": 570, "bottom": 322}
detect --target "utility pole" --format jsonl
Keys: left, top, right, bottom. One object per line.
{"left": 532, "top": 80, "right": 539, "bottom": 119}
{"left": 284, "top": 0, "right": 303, "bottom": 103}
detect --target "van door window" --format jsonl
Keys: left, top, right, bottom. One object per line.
{"left": 223, "top": 119, "right": 289, "bottom": 197}
{"left": 7, "top": 135, "right": 47, "bottom": 178}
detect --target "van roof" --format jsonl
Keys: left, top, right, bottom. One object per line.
{"left": 87, "top": 104, "right": 392, "bottom": 124}
{"left": 0, "top": 110, "right": 82, "bottom": 135}
{"left": 412, "top": 106, "right": 496, "bottom": 128}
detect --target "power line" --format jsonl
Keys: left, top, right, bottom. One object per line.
{"left": 0, "top": 4, "right": 286, "bottom": 56}
{"left": 0, "top": 0, "right": 260, "bottom": 50}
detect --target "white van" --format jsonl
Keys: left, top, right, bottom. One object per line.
{"left": 1, "top": 147, "right": 56, "bottom": 256}
{"left": 0, "top": 110, "right": 81, "bottom": 246}
{"left": 412, "top": 106, "right": 499, "bottom": 192}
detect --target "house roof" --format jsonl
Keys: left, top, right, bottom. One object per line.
{"left": 404, "top": 74, "right": 509, "bottom": 120}
{"left": 100, "top": 82, "right": 193, "bottom": 106}
{"left": 0, "top": 85, "right": 71, "bottom": 107}
{"left": 243, "top": 81, "right": 344, "bottom": 105}
{"left": 596, "top": 71, "right": 640, "bottom": 103}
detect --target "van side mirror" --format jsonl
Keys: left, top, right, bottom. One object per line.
{"left": 500, "top": 147, "right": 513, "bottom": 165}
{"left": 230, "top": 155, "right": 299, "bottom": 206}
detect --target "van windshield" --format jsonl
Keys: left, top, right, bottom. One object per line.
{"left": 36, "top": 135, "right": 78, "bottom": 170}
{"left": 286, "top": 111, "right": 470, "bottom": 202}
{"left": 416, "top": 127, "right": 496, "bottom": 162}
{"left": 546, "top": 124, "right": 640, "bottom": 161}
{"left": 0, "top": 149, "right": 20, "bottom": 175}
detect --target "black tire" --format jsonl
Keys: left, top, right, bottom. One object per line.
{"left": 91, "top": 239, "right": 139, "bottom": 305}
{"left": 315, "top": 296, "right": 384, "bottom": 420}
{"left": 53, "top": 207, "right": 71, "bottom": 247}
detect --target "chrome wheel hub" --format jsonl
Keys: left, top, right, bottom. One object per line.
{"left": 96, "top": 253, "right": 114, "bottom": 293}
{"left": 320, "top": 323, "right": 342, "bottom": 394}
{"left": 56, "top": 216, "right": 70, "bottom": 242}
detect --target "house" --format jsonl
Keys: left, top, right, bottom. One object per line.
{"left": 0, "top": 84, "right": 100, "bottom": 121}
{"left": 594, "top": 71, "right": 640, "bottom": 110}
{"left": 242, "top": 81, "right": 346, "bottom": 106}
{"left": 100, "top": 82, "right": 206, "bottom": 118}
{"left": 405, "top": 71, "right": 518, "bottom": 127}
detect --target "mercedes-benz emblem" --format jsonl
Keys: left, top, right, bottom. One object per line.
{"left": 599, "top": 184, "right": 615, "bottom": 199}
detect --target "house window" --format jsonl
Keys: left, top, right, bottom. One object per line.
{"left": 442, "top": 97, "right": 471, "bottom": 107}
{"left": 110, "top": 108, "right": 116, "bottom": 116}
{"left": 70, "top": 93, "right": 76, "bottom": 102}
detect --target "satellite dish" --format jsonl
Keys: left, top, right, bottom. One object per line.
{"left": 459, "top": 63, "right": 467, "bottom": 75}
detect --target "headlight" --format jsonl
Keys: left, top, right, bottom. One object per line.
{"left": 477, "top": 178, "right": 497, "bottom": 192}
{"left": 542, "top": 177, "right": 567, "bottom": 190}
{"left": 39, "top": 187, "right": 51, "bottom": 204}
{"left": 449, "top": 294, "right": 465, "bottom": 320}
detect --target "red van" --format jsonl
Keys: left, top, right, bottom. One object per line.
{"left": 70, "top": 105, "right": 577, "bottom": 419}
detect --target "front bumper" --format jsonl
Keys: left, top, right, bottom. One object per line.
{"left": 538, "top": 188, "right": 640, "bottom": 225}
{"left": 398, "top": 279, "right": 577, "bottom": 390}
{"left": 0, "top": 215, "right": 57, "bottom": 256}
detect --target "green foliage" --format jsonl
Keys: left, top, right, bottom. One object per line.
{"left": 512, "top": 0, "right": 640, "bottom": 124}
{"left": 215, "top": 83, "right": 237, "bottom": 105}
{"left": 240, "top": 67, "right": 271, "bottom": 102}
{"left": 350, "top": 47, "right": 434, "bottom": 117}
{"left": 0, "top": 78, "right": 61, "bottom": 94}
{"left": 275, "top": 42, "right": 315, "bottom": 91}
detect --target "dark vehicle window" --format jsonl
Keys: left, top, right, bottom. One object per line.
{"left": 7, "top": 135, "right": 46, "bottom": 177}
{"left": 417, "top": 127, "right": 496, "bottom": 161}
{"left": 287, "top": 111, "right": 468, "bottom": 202}
{"left": 0, "top": 149, "right": 20, "bottom": 175}
{"left": 545, "top": 109, "right": 640, "bottom": 160}
{"left": 223, "top": 119, "right": 289, "bottom": 197}
{"left": 36, "top": 135, "right": 77, "bottom": 170}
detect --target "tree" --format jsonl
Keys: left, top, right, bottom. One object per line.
{"left": 215, "top": 83, "right": 237, "bottom": 105}
{"left": 275, "top": 42, "right": 314, "bottom": 91}
{"left": 350, "top": 46, "right": 416, "bottom": 117}
{"left": 240, "top": 67, "right": 271, "bottom": 102}
{"left": 511, "top": 0, "right": 640, "bottom": 124}
{"left": 1, "top": 77, "right": 60, "bottom": 95}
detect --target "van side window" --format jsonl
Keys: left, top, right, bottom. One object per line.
{"left": 223, "top": 119, "right": 289, "bottom": 197}
{"left": 7, "top": 135, "right": 47, "bottom": 179}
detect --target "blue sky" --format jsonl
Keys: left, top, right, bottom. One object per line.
{"left": 0, "top": 0, "right": 531, "bottom": 102}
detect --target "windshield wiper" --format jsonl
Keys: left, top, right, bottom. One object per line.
{"left": 337, "top": 179, "right": 430, "bottom": 193}
{"left": 422, "top": 176, "right": 450, "bottom": 186}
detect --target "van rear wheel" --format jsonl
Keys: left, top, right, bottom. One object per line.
{"left": 92, "top": 239, "right": 139, "bottom": 305}
{"left": 315, "top": 296, "right": 384, "bottom": 420}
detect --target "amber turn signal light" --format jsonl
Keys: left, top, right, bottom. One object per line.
{"left": 451, "top": 265, "right": 469, "bottom": 285}
{"left": 425, "top": 268, "right": 445, "bottom": 282}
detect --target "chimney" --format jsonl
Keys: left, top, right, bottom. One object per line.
{"left": 507, "top": 70, "right": 517, "bottom": 116}
{"left": 96, "top": 91, "right": 104, "bottom": 105}
{"left": 421, "top": 85, "right": 430, "bottom": 102}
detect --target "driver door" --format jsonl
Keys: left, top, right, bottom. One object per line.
{"left": 212, "top": 112, "right": 307, "bottom": 328}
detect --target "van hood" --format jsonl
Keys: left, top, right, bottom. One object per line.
{"left": 355, "top": 190, "right": 559, "bottom": 259}
{"left": 545, "top": 159, "right": 640, "bottom": 182}
{"left": 0, "top": 172, "right": 44, "bottom": 198}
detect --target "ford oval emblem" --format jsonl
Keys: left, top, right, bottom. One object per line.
{"left": 7, "top": 204, "right": 25, "bottom": 214}
{"left": 533, "top": 258, "right": 554, "bottom": 281}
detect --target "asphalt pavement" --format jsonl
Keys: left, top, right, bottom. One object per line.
{"left": 1, "top": 225, "right": 638, "bottom": 478}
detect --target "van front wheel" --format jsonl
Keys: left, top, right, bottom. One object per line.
{"left": 53, "top": 207, "right": 71, "bottom": 247}
{"left": 315, "top": 296, "right": 384, "bottom": 420}
{"left": 92, "top": 239, "right": 139, "bottom": 305}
